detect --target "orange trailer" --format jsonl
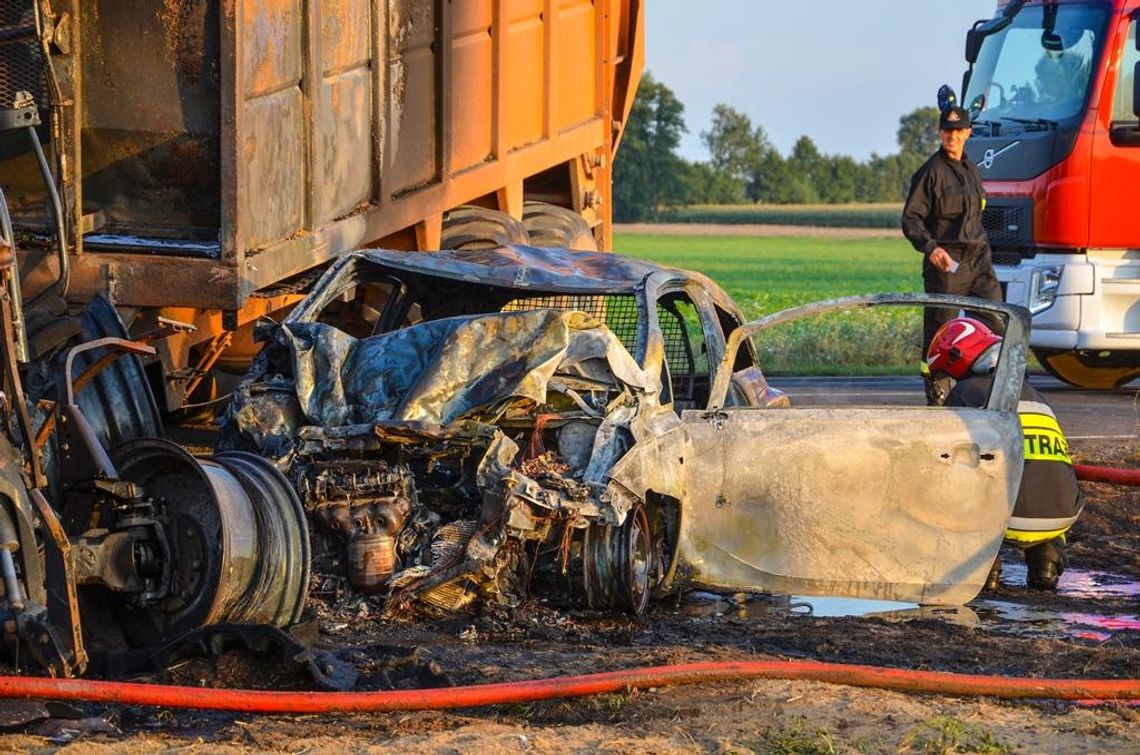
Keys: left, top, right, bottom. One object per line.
{"left": 0, "top": 0, "right": 644, "bottom": 407}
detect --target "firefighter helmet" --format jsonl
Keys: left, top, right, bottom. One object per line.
{"left": 926, "top": 318, "right": 1002, "bottom": 379}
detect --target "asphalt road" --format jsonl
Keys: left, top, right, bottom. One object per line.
{"left": 770, "top": 374, "right": 1139, "bottom": 441}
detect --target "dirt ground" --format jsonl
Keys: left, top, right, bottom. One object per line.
{"left": 0, "top": 436, "right": 1134, "bottom": 753}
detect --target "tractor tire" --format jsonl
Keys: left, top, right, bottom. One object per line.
{"left": 1034, "top": 348, "right": 1140, "bottom": 389}
{"left": 439, "top": 205, "right": 530, "bottom": 250}
{"left": 23, "top": 296, "right": 82, "bottom": 361}
{"left": 522, "top": 201, "right": 598, "bottom": 250}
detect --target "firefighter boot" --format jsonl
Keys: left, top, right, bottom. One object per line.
{"left": 1025, "top": 537, "right": 1066, "bottom": 590}
{"left": 984, "top": 555, "right": 1002, "bottom": 591}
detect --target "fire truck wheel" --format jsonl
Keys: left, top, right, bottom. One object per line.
{"left": 439, "top": 206, "right": 530, "bottom": 250}
{"left": 1034, "top": 348, "right": 1140, "bottom": 389}
{"left": 521, "top": 202, "right": 598, "bottom": 250}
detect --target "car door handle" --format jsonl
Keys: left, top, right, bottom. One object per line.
{"left": 940, "top": 442, "right": 985, "bottom": 466}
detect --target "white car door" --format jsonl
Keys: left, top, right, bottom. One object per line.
{"left": 611, "top": 294, "right": 1029, "bottom": 605}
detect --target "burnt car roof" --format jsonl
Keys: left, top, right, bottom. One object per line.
{"left": 354, "top": 245, "right": 687, "bottom": 295}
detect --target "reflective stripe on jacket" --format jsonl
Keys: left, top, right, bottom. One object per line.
{"left": 946, "top": 376, "right": 1084, "bottom": 544}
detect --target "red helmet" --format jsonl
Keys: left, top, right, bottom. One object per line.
{"left": 927, "top": 318, "right": 1002, "bottom": 379}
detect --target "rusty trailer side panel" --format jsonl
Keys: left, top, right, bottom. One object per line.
{"left": 6, "top": 0, "right": 644, "bottom": 311}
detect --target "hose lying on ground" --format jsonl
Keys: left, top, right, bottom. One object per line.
{"left": 0, "top": 660, "right": 1137, "bottom": 714}
{"left": 1074, "top": 464, "right": 1140, "bottom": 487}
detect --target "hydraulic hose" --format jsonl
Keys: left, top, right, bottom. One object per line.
{"left": 1074, "top": 464, "right": 1140, "bottom": 488}
{"left": 0, "top": 660, "right": 1137, "bottom": 714}
{"left": 24, "top": 126, "right": 70, "bottom": 308}
{"left": 0, "top": 188, "right": 30, "bottom": 363}
{"left": 0, "top": 507, "right": 23, "bottom": 612}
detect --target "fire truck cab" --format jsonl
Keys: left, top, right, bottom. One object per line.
{"left": 962, "top": 0, "right": 1140, "bottom": 388}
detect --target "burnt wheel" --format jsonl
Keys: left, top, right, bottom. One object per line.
{"left": 1034, "top": 348, "right": 1140, "bottom": 389}
{"left": 102, "top": 440, "right": 309, "bottom": 648}
{"left": 583, "top": 502, "right": 654, "bottom": 615}
{"left": 521, "top": 201, "right": 598, "bottom": 250}
{"left": 440, "top": 205, "right": 529, "bottom": 250}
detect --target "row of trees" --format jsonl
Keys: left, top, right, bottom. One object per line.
{"left": 613, "top": 74, "right": 941, "bottom": 221}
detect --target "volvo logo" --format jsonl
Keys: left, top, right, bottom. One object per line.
{"left": 981, "top": 141, "right": 1020, "bottom": 170}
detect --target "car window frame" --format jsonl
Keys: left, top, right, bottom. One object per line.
{"left": 643, "top": 274, "right": 731, "bottom": 410}
{"left": 708, "top": 293, "right": 1030, "bottom": 413}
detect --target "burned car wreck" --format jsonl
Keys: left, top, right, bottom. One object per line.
{"left": 225, "top": 305, "right": 670, "bottom": 617}
{"left": 221, "top": 246, "right": 1032, "bottom": 616}
{"left": 219, "top": 247, "right": 725, "bottom": 617}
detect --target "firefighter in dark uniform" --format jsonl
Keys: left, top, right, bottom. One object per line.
{"left": 927, "top": 317, "right": 1084, "bottom": 590}
{"left": 902, "top": 105, "right": 1004, "bottom": 403}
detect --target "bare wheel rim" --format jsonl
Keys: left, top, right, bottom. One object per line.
{"left": 624, "top": 504, "right": 652, "bottom": 615}
{"left": 582, "top": 502, "right": 654, "bottom": 615}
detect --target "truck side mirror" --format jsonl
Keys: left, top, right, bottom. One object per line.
{"left": 966, "top": 28, "right": 983, "bottom": 64}
{"left": 1110, "top": 56, "right": 1140, "bottom": 145}
{"left": 965, "top": 6, "right": 1022, "bottom": 64}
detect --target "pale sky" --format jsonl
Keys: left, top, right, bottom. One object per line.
{"left": 646, "top": 1, "right": 998, "bottom": 161}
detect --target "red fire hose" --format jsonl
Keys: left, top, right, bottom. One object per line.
{"left": 0, "top": 472, "right": 1131, "bottom": 714}
{"left": 0, "top": 660, "right": 1137, "bottom": 713}
{"left": 1074, "top": 464, "right": 1140, "bottom": 487}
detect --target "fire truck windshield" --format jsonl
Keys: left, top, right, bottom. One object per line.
{"left": 965, "top": 4, "right": 1109, "bottom": 127}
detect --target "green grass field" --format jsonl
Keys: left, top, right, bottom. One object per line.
{"left": 662, "top": 203, "right": 903, "bottom": 229}
{"left": 614, "top": 233, "right": 924, "bottom": 375}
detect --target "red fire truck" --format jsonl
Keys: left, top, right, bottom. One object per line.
{"left": 962, "top": 0, "right": 1140, "bottom": 388}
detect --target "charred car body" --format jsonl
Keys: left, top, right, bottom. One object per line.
{"left": 222, "top": 246, "right": 1033, "bottom": 616}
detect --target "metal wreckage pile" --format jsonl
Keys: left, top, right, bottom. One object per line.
{"left": 219, "top": 299, "right": 669, "bottom": 619}
{"left": 0, "top": 238, "right": 1029, "bottom": 678}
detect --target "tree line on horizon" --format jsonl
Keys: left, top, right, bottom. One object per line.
{"left": 614, "top": 73, "right": 940, "bottom": 222}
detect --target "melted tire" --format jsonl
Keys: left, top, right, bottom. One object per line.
{"left": 522, "top": 201, "right": 598, "bottom": 250}
{"left": 440, "top": 205, "right": 530, "bottom": 250}
{"left": 1034, "top": 348, "right": 1140, "bottom": 389}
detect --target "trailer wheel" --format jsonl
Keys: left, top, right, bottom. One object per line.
{"left": 24, "top": 296, "right": 164, "bottom": 447}
{"left": 439, "top": 206, "right": 529, "bottom": 250}
{"left": 1034, "top": 348, "right": 1140, "bottom": 389}
{"left": 522, "top": 201, "right": 598, "bottom": 250}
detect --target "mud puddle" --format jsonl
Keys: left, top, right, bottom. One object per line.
{"left": 677, "top": 562, "right": 1140, "bottom": 644}
{"left": 968, "top": 600, "right": 1140, "bottom": 642}
{"left": 963, "top": 561, "right": 1140, "bottom": 642}
{"left": 679, "top": 591, "right": 928, "bottom": 620}
{"left": 996, "top": 561, "right": 1140, "bottom": 600}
